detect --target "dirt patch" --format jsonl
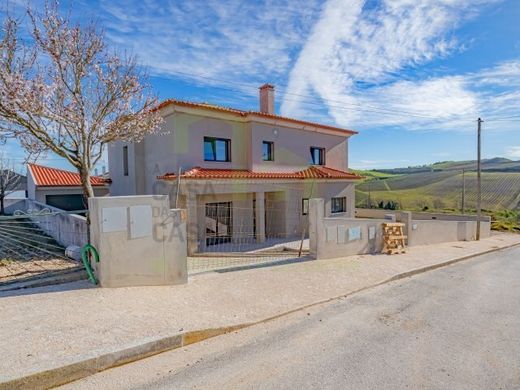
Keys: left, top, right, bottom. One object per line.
{"left": 0, "top": 258, "right": 78, "bottom": 283}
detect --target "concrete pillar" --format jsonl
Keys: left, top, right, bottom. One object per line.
{"left": 255, "top": 191, "right": 266, "bottom": 243}
{"left": 309, "top": 198, "right": 324, "bottom": 259}
{"left": 186, "top": 192, "right": 198, "bottom": 255}
{"left": 399, "top": 211, "right": 413, "bottom": 246}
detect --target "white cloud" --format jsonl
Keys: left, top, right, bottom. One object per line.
{"left": 348, "top": 76, "right": 478, "bottom": 129}
{"left": 506, "top": 146, "right": 520, "bottom": 159}
{"left": 474, "top": 60, "right": 520, "bottom": 87}
{"left": 352, "top": 159, "right": 411, "bottom": 169}
{"left": 97, "top": 0, "right": 322, "bottom": 90}
{"left": 281, "top": 0, "right": 516, "bottom": 132}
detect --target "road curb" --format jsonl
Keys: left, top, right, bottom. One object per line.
{"left": 2, "top": 241, "right": 519, "bottom": 389}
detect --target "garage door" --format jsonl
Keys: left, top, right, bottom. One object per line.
{"left": 45, "top": 194, "right": 86, "bottom": 211}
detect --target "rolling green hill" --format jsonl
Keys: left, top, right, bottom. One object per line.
{"left": 371, "top": 158, "right": 520, "bottom": 175}
{"left": 355, "top": 158, "right": 520, "bottom": 212}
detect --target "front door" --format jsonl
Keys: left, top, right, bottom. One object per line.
{"left": 205, "top": 202, "right": 232, "bottom": 245}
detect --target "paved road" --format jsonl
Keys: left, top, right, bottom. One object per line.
{"left": 62, "top": 246, "right": 520, "bottom": 390}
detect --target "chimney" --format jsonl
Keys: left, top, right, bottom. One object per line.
{"left": 259, "top": 83, "right": 275, "bottom": 114}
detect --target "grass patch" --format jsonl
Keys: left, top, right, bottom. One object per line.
{"left": 351, "top": 169, "right": 400, "bottom": 181}
{"left": 0, "top": 258, "right": 16, "bottom": 267}
{"left": 491, "top": 210, "right": 520, "bottom": 232}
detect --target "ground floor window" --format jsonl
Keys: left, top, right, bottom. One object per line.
{"left": 331, "top": 197, "right": 346, "bottom": 213}
{"left": 302, "top": 198, "right": 309, "bottom": 215}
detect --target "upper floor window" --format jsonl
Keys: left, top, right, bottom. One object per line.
{"left": 331, "top": 197, "right": 346, "bottom": 214}
{"left": 262, "top": 141, "right": 274, "bottom": 161}
{"left": 123, "top": 146, "right": 129, "bottom": 176}
{"left": 204, "top": 137, "right": 231, "bottom": 162}
{"left": 310, "top": 147, "right": 325, "bottom": 165}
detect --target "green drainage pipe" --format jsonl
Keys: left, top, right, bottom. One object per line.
{"left": 81, "top": 244, "right": 100, "bottom": 285}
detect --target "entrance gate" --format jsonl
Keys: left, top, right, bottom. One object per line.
{"left": 205, "top": 202, "right": 232, "bottom": 246}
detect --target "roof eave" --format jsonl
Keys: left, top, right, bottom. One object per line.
{"left": 157, "top": 176, "right": 362, "bottom": 182}
{"left": 156, "top": 100, "right": 358, "bottom": 136}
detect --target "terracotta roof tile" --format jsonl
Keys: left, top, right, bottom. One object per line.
{"left": 28, "top": 164, "right": 107, "bottom": 187}
{"left": 155, "top": 99, "right": 358, "bottom": 135}
{"left": 158, "top": 166, "right": 363, "bottom": 181}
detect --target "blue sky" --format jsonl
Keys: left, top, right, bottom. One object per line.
{"left": 2, "top": 0, "right": 520, "bottom": 171}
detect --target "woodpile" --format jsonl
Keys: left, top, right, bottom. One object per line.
{"left": 382, "top": 222, "right": 407, "bottom": 255}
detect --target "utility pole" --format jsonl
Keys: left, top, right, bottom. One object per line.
{"left": 367, "top": 181, "right": 372, "bottom": 208}
{"left": 476, "top": 118, "right": 483, "bottom": 240}
{"left": 461, "top": 169, "right": 465, "bottom": 214}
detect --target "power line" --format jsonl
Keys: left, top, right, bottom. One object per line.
{"left": 160, "top": 70, "right": 474, "bottom": 121}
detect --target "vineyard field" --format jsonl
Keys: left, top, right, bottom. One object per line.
{"left": 356, "top": 171, "right": 520, "bottom": 211}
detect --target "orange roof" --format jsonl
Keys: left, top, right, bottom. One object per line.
{"left": 158, "top": 166, "right": 363, "bottom": 181}
{"left": 28, "top": 164, "right": 107, "bottom": 187}
{"left": 155, "top": 99, "right": 358, "bottom": 135}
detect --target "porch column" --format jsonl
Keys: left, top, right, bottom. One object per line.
{"left": 186, "top": 192, "right": 198, "bottom": 255}
{"left": 255, "top": 191, "right": 266, "bottom": 243}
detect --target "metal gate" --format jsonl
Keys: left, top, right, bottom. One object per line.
{"left": 189, "top": 199, "right": 311, "bottom": 274}
{"left": 205, "top": 202, "right": 232, "bottom": 246}
{"left": 0, "top": 206, "right": 85, "bottom": 288}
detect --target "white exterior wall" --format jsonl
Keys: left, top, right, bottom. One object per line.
{"left": 108, "top": 141, "right": 140, "bottom": 196}
{"left": 27, "top": 168, "right": 36, "bottom": 200}
{"left": 108, "top": 106, "right": 354, "bottom": 199}
{"left": 250, "top": 122, "right": 349, "bottom": 172}
{"left": 106, "top": 104, "right": 356, "bottom": 253}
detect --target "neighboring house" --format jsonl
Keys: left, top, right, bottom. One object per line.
{"left": 27, "top": 164, "right": 109, "bottom": 211}
{"left": 108, "top": 84, "right": 362, "bottom": 254}
{"left": 0, "top": 170, "right": 26, "bottom": 214}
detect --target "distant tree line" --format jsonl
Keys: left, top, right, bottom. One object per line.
{"left": 377, "top": 200, "right": 400, "bottom": 210}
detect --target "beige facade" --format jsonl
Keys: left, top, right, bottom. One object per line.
{"left": 168, "top": 179, "right": 356, "bottom": 254}
{"left": 108, "top": 87, "right": 359, "bottom": 254}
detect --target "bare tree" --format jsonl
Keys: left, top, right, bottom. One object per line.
{"left": 0, "top": 1, "right": 162, "bottom": 199}
{"left": 0, "top": 155, "right": 22, "bottom": 215}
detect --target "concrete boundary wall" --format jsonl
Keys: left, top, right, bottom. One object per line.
{"left": 356, "top": 208, "right": 491, "bottom": 223}
{"left": 24, "top": 199, "right": 88, "bottom": 248}
{"left": 3, "top": 198, "right": 27, "bottom": 215}
{"left": 355, "top": 208, "right": 411, "bottom": 222}
{"left": 310, "top": 199, "right": 387, "bottom": 259}
{"left": 89, "top": 195, "right": 188, "bottom": 287}
{"left": 311, "top": 199, "right": 492, "bottom": 259}
{"left": 410, "top": 211, "right": 491, "bottom": 222}
{"left": 409, "top": 219, "right": 491, "bottom": 246}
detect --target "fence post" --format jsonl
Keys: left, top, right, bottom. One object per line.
{"left": 399, "top": 211, "right": 413, "bottom": 246}
{"left": 309, "top": 198, "right": 324, "bottom": 259}
{"left": 186, "top": 192, "right": 199, "bottom": 255}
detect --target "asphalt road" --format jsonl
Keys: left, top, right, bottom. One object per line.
{"left": 62, "top": 246, "right": 520, "bottom": 390}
